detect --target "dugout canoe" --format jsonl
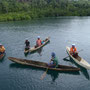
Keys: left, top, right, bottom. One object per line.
{"left": 8, "top": 57, "right": 80, "bottom": 72}
{"left": 66, "top": 46, "right": 90, "bottom": 69}
{"left": 24, "top": 37, "right": 50, "bottom": 54}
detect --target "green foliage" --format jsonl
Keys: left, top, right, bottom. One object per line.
{"left": 0, "top": 0, "right": 90, "bottom": 22}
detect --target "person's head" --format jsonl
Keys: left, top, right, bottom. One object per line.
{"left": 51, "top": 52, "right": 56, "bottom": 58}
{"left": 72, "top": 44, "right": 75, "bottom": 48}
{"left": 26, "top": 38, "right": 28, "bottom": 41}
{"left": 37, "top": 36, "right": 40, "bottom": 40}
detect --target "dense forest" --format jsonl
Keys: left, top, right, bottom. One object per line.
{"left": 0, "top": 0, "right": 90, "bottom": 21}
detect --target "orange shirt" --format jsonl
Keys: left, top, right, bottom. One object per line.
{"left": 70, "top": 47, "right": 77, "bottom": 53}
{"left": 0, "top": 46, "right": 5, "bottom": 53}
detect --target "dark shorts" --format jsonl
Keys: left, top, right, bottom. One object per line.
{"left": 48, "top": 62, "right": 56, "bottom": 68}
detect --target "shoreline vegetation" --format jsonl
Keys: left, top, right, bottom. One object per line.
{"left": 0, "top": 0, "right": 90, "bottom": 22}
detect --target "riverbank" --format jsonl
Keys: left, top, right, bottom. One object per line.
{"left": 0, "top": 0, "right": 90, "bottom": 22}
{"left": 0, "top": 8, "right": 90, "bottom": 22}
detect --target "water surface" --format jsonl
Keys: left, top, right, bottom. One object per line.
{"left": 0, "top": 17, "right": 90, "bottom": 90}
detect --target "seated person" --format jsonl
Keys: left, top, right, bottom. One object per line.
{"left": 25, "top": 38, "right": 30, "bottom": 50}
{"left": 36, "top": 36, "right": 42, "bottom": 47}
{"left": 41, "top": 41, "right": 45, "bottom": 44}
{"left": 70, "top": 44, "right": 78, "bottom": 58}
{"left": 0, "top": 44, "right": 5, "bottom": 55}
{"left": 48, "top": 52, "right": 58, "bottom": 68}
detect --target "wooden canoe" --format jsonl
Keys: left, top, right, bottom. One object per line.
{"left": 66, "top": 46, "right": 90, "bottom": 69}
{"left": 24, "top": 37, "right": 50, "bottom": 54}
{"left": 8, "top": 57, "right": 80, "bottom": 72}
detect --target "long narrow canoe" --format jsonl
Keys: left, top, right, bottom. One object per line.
{"left": 66, "top": 46, "right": 90, "bottom": 69}
{"left": 8, "top": 57, "right": 80, "bottom": 72}
{"left": 24, "top": 37, "right": 50, "bottom": 54}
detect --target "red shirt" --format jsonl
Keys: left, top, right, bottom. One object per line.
{"left": 36, "top": 39, "right": 41, "bottom": 46}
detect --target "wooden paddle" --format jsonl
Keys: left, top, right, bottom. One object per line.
{"left": 40, "top": 67, "right": 49, "bottom": 80}
{"left": 64, "top": 49, "right": 83, "bottom": 59}
{"left": 40, "top": 58, "right": 52, "bottom": 80}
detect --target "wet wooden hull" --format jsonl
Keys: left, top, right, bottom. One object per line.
{"left": 8, "top": 57, "right": 80, "bottom": 72}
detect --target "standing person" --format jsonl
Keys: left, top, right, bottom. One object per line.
{"left": 70, "top": 44, "right": 78, "bottom": 58}
{"left": 0, "top": 44, "right": 5, "bottom": 55}
{"left": 25, "top": 38, "right": 30, "bottom": 50}
{"left": 48, "top": 52, "right": 58, "bottom": 68}
{"left": 36, "top": 36, "right": 42, "bottom": 47}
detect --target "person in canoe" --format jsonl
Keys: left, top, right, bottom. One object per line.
{"left": 35, "top": 36, "right": 42, "bottom": 48}
{"left": 25, "top": 38, "right": 30, "bottom": 50}
{"left": 48, "top": 52, "right": 58, "bottom": 68}
{"left": 0, "top": 44, "right": 5, "bottom": 55}
{"left": 42, "top": 37, "right": 49, "bottom": 44}
{"left": 70, "top": 44, "right": 78, "bottom": 58}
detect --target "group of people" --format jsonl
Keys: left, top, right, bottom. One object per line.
{"left": 25, "top": 36, "right": 42, "bottom": 50}
{"left": 0, "top": 39, "right": 78, "bottom": 68}
{"left": 0, "top": 38, "right": 78, "bottom": 68}
{"left": 48, "top": 44, "right": 78, "bottom": 68}
{"left": 24, "top": 37, "right": 78, "bottom": 68}
{"left": 0, "top": 44, "right": 5, "bottom": 55}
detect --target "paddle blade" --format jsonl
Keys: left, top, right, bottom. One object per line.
{"left": 40, "top": 72, "right": 47, "bottom": 80}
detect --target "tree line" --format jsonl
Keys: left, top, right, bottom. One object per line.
{"left": 0, "top": 0, "right": 90, "bottom": 21}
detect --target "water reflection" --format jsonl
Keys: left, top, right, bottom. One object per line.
{"left": 47, "top": 70, "right": 59, "bottom": 82}
{"left": 63, "top": 57, "right": 90, "bottom": 80}
{"left": 0, "top": 58, "right": 5, "bottom": 63}
{"left": 37, "top": 48, "right": 43, "bottom": 56}
{"left": 9, "top": 63, "right": 80, "bottom": 82}
{"left": 24, "top": 48, "right": 43, "bottom": 57}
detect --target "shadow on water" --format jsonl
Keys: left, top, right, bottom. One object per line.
{"left": 24, "top": 52, "right": 30, "bottom": 57}
{"left": 24, "top": 48, "right": 43, "bottom": 57}
{"left": 0, "top": 58, "right": 5, "bottom": 63}
{"left": 37, "top": 48, "right": 43, "bottom": 56}
{"left": 47, "top": 70, "right": 59, "bottom": 82}
{"left": 9, "top": 63, "right": 80, "bottom": 82}
{"left": 63, "top": 58, "right": 90, "bottom": 80}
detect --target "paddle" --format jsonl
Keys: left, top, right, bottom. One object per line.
{"left": 40, "top": 58, "right": 53, "bottom": 80}
{"left": 64, "top": 49, "right": 83, "bottom": 59}
{"left": 40, "top": 67, "right": 48, "bottom": 80}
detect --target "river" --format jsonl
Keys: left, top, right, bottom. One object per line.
{"left": 0, "top": 16, "right": 90, "bottom": 90}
